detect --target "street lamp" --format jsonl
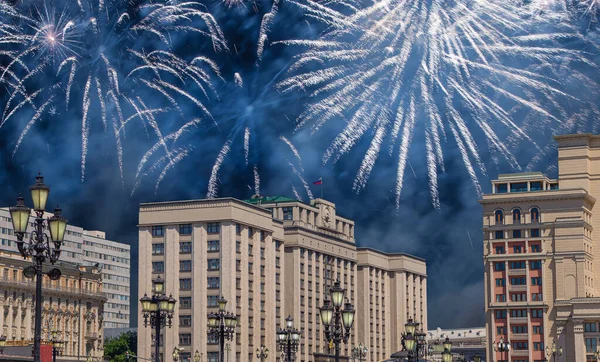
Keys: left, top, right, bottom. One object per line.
{"left": 351, "top": 343, "right": 368, "bottom": 362}
{"left": 194, "top": 350, "right": 202, "bottom": 362}
{"left": 493, "top": 337, "right": 510, "bottom": 362}
{"left": 141, "top": 276, "right": 177, "bottom": 362}
{"left": 173, "top": 347, "right": 182, "bottom": 362}
{"left": 10, "top": 174, "right": 67, "bottom": 362}
{"left": 207, "top": 297, "right": 237, "bottom": 362}
{"left": 441, "top": 337, "right": 452, "bottom": 362}
{"left": 401, "top": 318, "right": 419, "bottom": 362}
{"left": 545, "top": 340, "right": 563, "bottom": 362}
{"left": 0, "top": 335, "right": 6, "bottom": 354}
{"left": 415, "top": 329, "right": 427, "bottom": 359}
{"left": 256, "top": 345, "right": 269, "bottom": 361}
{"left": 473, "top": 353, "right": 481, "bottom": 362}
{"left": 319, "top": 280, "right": 355, "bottom": 362}
{"left": 277, "top": 315, "right": 301, "bottom": 362}
{"left": 51, "top": 330, "right": 64, "bottom": 362}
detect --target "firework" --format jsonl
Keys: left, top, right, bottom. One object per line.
{"left": 279, "top": 0, "right": 599, "bottom": 208}
{"left": 0, "top": 0, "right": 226, "bottom": 182}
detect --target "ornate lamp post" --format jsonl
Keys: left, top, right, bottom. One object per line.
{"left": 256, "top": 345, "right": 269, "bottom": 361}
{"left": 441, "top": 337, "right": 452, "bottom": 362}
{"left": 10, "top": 174, "right": 67, "bottom": 362}
{"left": 0, "top": 335, "right": 6, "bottom": 354}
{"left": 473, "top": 353, "right": 481, "bottom": 362}
{"left": 545, "top": 340, "right": 563, "bottom": 362}
{"left": 194, "top": 350, "right": 202, "bottom": 362}
{"left": 277, "top": 316, "right": 301, "bottom": 362}
{"left": 351, "top": 343, "right": 367, "bottom": 362}
{"left": 493, "top": 337, "right": 510, "bottom": 362}
{"left": 400, "top": 318, "right": 419, "bottom": 361}
{"left": 172, "top": 347, "right": 182, "bottom": 362}
{"left": 207, "top": 297, "right": 237, "bottom": 362}
{"left": 319, "top": 280, "right": 356, "bottom": 362}
{"left": 415, "top": 329, "right": 427, "bottom": 359}
{"left": 140, "top": 276, "right": 177, "bottom": 362}
{"left": 51, "top": 330, "right": 64, "bottom": 362}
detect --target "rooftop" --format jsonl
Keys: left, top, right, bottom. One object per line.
{"left": 243, "top": 195, "right": 299, "bottom": 204}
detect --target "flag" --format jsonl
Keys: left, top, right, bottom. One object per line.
{"left": 313, "top": 178, "right": 322, "bottom": 185}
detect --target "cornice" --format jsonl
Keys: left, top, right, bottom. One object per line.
{"left": 139, "top": 197, "right": 272, "bottom": 215}
{"left": 479, "top": 189, "right": 595, "bottom": 205}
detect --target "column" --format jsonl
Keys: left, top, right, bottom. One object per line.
{"left": 572, "top": 320, "right": 585, "bottom": 362}
{"left": 164, "top": 225, "right": 179, "bottom": 360}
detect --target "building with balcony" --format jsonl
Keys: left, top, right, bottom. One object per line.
{"left": 481, "top": 134, "right": 600, "bottom": 362}
{"left": 0, "top": 250, "right": 106, "bottom": 360}
{"left": 0, "top": 208, "right": 131, "bottom": 332}
{"left": 138, "top": 196, "right": 427, "bottom": 362}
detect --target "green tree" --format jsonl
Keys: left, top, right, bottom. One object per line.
{"left": 104, "top": 331, "right": 137, "bottom": 362}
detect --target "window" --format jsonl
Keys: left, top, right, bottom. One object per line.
{"left": 179, "top": 278, "right": 192, "bottom": 290}
{"left": 585, "top": 322, "right": 597, "bottom": 332}
{"left": 495, "top": 231, "right": 504, "bottom": 239}
{"left": 207, "top": 295, "right": 219, "bottom": 307}
{"left": 152, "top": 226, "right": 164, "bottom": 237}
{"left": 152, "top": 243, "right": 164, "bottom": 255}
{"left": 531, "top": 277, "right": 542, "bottom": 285}
{"left": 511, "top": 293, "right": 527, "bottom": 302}
{"left": 180, "top": 242, "right": 192, "bottom": 254}
{"left": 208, "top": 259, "right": 220, "bottom": 271}
{"left": 496, "top": 294, "right": 506, "bottom": 302}
{"left": 180, "top": 297, "right": 192, "bottom": 309}
{"left": 586, "top": 338, "right": 598, "bottom": 353}
{"left": 207, "top": 222, "right": 220, "bottom": 234}
{"left": 179, "top": 315, "right": 192, "bottom": 327}
{"left": 179, "top": 333, "right": 191, "bottom": 345}
{"left": 530, "top": 260, "right": 542, "bottom": 270}
{"left": 494, "top": 262, "right": 505, "bottom": 271}
{"left": 550, "top": 183, "right": 559, "bottom": 190}
{"left": 510, "top": 309, "right": 527, "bottom": 318}
{"left": 496, "top": 326, "right": 506, "bottom": 335}
{"left": 208, "top": 240, "right": 220, "bottom": 252}
{"left": 179, "top": 260, "right": 192, "bottom": 272}
{"left": 512, "top": 325, "right": 528, "bottom": 334}
{"left": 531, "top": 208, "right": 540, "bottom": 223}
{"left": 248, "top": 245, "right": 253, "bottom": 256}
{"left": 179, "top": 224, "right": 192, "bottom": 235}
{"left": 511, "top": 183, "right": 527, "bottom": 193}
{"left": 530, "top": 181, "right": 543, "bottom": 191}
{"left": 495, "top": 246, "right": 506, "bottom": 254}
{"left": 513, "top": 209, "right": 521, "bottom": 224}
{"left": 531, "top": 244, "right": 541, "bottom": 252}
{"left": 531, "top": 309, "right": 543, "bottom": 318}
{"left": 509, "top": 261, "right": 526, "bottom": 269}
{"left": 510, "top": 277, "right": 526, "bottom": 285}
{"left": 495, "top": 310, "right": 507, "bottom": 319}
{"left": 532, "top": 325, "right": 543, "bottom": 334}
{"left": 513, "top": 245, "right": 523, "bottom": 253}
{"left": 530, "top": 228, "right": 540, "bottom": 237}
{"left": 496, "top": 278, "right": 506, "bottom": 287}
{"left": 512, "top": 341, "right": 528, "bottom": 350}
{"left": 236, "top": 224, "right": 241, "bottom": 234}
{"left": 495, "top": 210, "right": 504, "bottom": 225}
{"left": 207, "top": 277, "right": 219, "bottom": 289}
{"left": 282, "top": 207, "right": 293, "bottom": 220}
{"left": 513, "top": 230, "right": 522, "bottom": 238}
{"left": 496, "top": 183, "right": 508, "bottom": 193}
{"left": 152, "top": 262, "right": 164, "bottom": 273}
{"left": 531, "top": 293, "right": 543, "bottom": 301}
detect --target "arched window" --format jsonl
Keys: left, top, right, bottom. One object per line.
{"left": 512, "top": 209, "right": 521, "bottom": 224}
{"left": 531, "top": 208, "right": 540, "bottom": 223}
{"left": 495, "top": 210, "right": 504, "bottom": 225}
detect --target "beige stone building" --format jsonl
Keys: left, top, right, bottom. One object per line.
{"left": 0, "top": 250, "right": 105, "bottom": 360}
{"left": 481, "top": 134, "right": 600, "bottom": 362}
{"left": 356, "top": 248, "right": 427, "bottom": 361}
{"left": 138, "top": 196, "right": 427, "bottom": 362}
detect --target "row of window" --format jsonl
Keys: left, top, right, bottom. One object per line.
{"left": 494, "top": 260, "right": 543, "bottom": 270}
{"left": 495, "top": 208, "right": 540, "bottom": 224}
{"left": 495, "top": 229, "right": 540, "bottom": 240}
{"left": 495, "top": 309, "right": 544, "bottom": 319}
{"left": 495, "top": 293, "right": 543, "bottom": 302}
{"left": 152, "top": 240, "right": 220, "bottom": 255}
{"left": 152, "top": 223, "right": 219, "bottom": 237}
{"left": 497, "top": 325, "right": 543, "bottom": 335}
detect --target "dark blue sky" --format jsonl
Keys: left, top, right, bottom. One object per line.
{"left": 1, "top": 0, "right": 599, "bottom": 330}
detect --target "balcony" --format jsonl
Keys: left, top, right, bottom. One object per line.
{"left": 511, "top": 350, "right": 529, "bottom": 357}
{"left": 0, "top": 277, "right": 107, "bottom": 301}
{"left": 85, "top": 332, "right": 99, "bottom": 339}
{"left": 509, "top": 285, "right": 527, "bottom": 292}
{"left": 510, "top": 317, "right": 528, "bottom": 324}
{"left": 508, "top": 269, "right": 527, "bottom": 276}
{"left": 511, "top": 333, "right": 528, "bottom": 340}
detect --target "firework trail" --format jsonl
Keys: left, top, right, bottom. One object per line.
{"left": 279, "top": 0, "right": 599, "bottom": 207}
{"left": 253, "top": 164, "right": 261, "bottom": 195}
{"left": 207, "top": 140, "right": 232, "bottom": 199}
{"left": 0, "top": 0, "right": 226, "bottom": 183}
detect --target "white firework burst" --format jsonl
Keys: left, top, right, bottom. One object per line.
{"left": 279, "top": 0, "right": 599, "bottom": 208}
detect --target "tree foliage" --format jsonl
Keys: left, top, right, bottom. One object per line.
{"left": 104, "top": 331, "right": 137, "bottom": 362}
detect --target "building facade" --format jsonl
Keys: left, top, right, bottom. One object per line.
{"left": 0, "top": 208, "right": 131, "bottom": 331}
{"left": 83, "top": 230, "right": 131, "bottom": 329}
{"left": 356, "top": 248, "right": 427, "bottom": 362}
{"left": 481, "top": 134, "right": 600, "bottom": 362}
{"left": 138, "top": 196, "right": 427, "bottom": 362}
{"left": 0, "top": 250, "right": 106, "bottom": 360}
